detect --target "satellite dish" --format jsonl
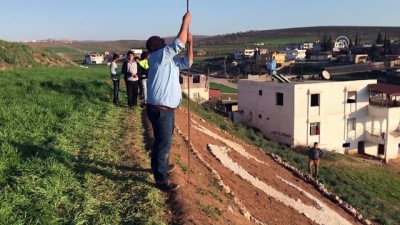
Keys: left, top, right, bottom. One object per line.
{"left": 320, "top": 70, "right": 330, "bottom": 80}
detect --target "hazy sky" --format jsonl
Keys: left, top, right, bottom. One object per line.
{"left": 1, "top": 0, "right": 399, "bottom": 41}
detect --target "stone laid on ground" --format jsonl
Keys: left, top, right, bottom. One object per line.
{"left": 207, "top": 144, "right": 352, "bottom": 225}
{"left": 175, "top": 126, "right": 266, "bottom": 225}
{"left": 268, "top": 152, "right": 370, "bottom": 225}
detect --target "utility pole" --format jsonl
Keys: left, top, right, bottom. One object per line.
{"left": 224, "top": 59, "right": 227, "bottom": 78}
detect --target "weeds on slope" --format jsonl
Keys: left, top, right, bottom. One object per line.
{"left": 0, "top": 66, "right": 164, "bottom": 224}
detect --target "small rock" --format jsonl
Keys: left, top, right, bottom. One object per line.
{"left": 363, "top": 219, "right": 372, "bottom": 225}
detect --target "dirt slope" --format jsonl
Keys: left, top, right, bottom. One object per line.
{"left": 163, "top": 108, "right": 362, "bottom": 225}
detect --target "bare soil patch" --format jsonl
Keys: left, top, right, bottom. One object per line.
{"left": 156, "top": 108, "right": 363, "bottom": 225}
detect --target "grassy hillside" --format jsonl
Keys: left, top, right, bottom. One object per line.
{"left": 0, "top": 40, "right": 74, "bottom": 70}
{"left": 0, "top": 66, "right": 164, "bottom": 224}
{"left": 183, "top": 97, "right": 400, "bottom": 225}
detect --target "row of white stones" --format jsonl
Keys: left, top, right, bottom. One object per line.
{"left": 175, "top": 125, "right": 266, "bottom": 225}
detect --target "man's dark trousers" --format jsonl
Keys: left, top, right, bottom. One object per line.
{"left": 112, "top": 79, "right": 120, "bottom": 103}
{"left": 125, "top": 80, "right": 139, "bottom": 107}
{"left": 146, "top": 106, "right": 174, "bottom": 185}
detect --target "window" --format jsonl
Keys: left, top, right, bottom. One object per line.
{"left": 193, "top": 75, "right": 200, "bottom": 83}
{"left": 179, "top": 76, "right": 183, "bottom": 84}
{"left": 276, "top": 92, "right": 284, "bottom": 105}
{"left": 347, "top": 118, "right": 356, "bottom": 131}
{"left": 347, "top": 91, "right": 357, "bottom": 103}
{"left": 311, "top": 94, "right": 320, "bottom": 107}
{"left": 342, "top": 143, "right": 350, "bottom": 147}
{"left": 310, "top": 122, "right": 320, "bottom": 136}
{"left": 259, "top": 90, "right": 262, "bottom": 96}
{"left": 258, "top": 114, "right": 262, "bottom": 119}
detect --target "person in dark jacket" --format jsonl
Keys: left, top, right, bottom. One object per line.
{"left": 308, "top": 142, "right": 324, "bottom": 178}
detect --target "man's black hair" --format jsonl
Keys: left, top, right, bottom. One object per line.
{"left": 126, "top": 50, "right": 134, "bottom": 56}
{"left": 146, "top": 36, "right": 158, "bottom": 53}
{"left": 112, "top": 53, "right": 119, "bottom": 60}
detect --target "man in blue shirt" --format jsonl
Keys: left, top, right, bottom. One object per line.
{"left": 146, "top": 11, "right": 193, "bottom": 191}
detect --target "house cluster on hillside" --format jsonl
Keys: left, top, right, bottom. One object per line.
{"left": 84, "top": 49, "right": 143, "bottom": 65}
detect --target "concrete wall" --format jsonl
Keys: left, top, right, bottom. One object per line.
{"left": 238, "top": 81, "right": 295, "bottom": 145}
{"left": 386, "top": 107, "right": 400, "bottom": 161}
{"left": 181, "top": 75, "right": 209, "bottom": 103}
{"left": 325, "top": 62, "right": 385, "bottom": 75}
{"left": 293, "top": 80, "right": 375, "bottom": 152}
{"left": 368, "top": 105, "right": 400, "bottom": 161}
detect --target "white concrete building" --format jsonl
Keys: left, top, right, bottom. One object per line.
{"left": 280, "top": 49, "right": 307, "bottom": 61}
{"left": 234, "top": 49, "right": 255, "bottom": 60}
{"left": 236, "top": 79, "right": 400, "bottom": 162}
{"left": 180, "top": 74, "right": 209, "bottom": 103}
{"left": 130, "top": 49, "right": 143, "bottom": 57}
{"left": 84, "top": 53, "right": 104, "bottom": 64}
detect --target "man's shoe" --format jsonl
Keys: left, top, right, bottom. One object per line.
{"left": 168, "top": 164, "right": 176, "bottom": 173}
{"left": 156, "top": 182, "right": 180, "bottom": 191}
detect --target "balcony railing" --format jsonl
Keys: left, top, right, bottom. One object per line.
{"left": 369, "top": 97, "right": 400, "bottom": 108}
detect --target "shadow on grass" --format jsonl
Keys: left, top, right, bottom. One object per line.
{"left": 10, "top": 141, "right": 153, "bottom": 185}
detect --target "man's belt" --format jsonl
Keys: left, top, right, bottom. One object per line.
{"left": 147, "top": 104, "right": 175, "bottom": 111}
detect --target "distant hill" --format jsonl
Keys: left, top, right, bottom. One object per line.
{"left": 197, "top": 26, "right": 400, "bottom": 46}
{"left": 0, "top": 40, "right": 74, "bottom": 70}
{"left": 25, "top": 26, "right": 400, "bottom": 60}
{"left": 189, "top": 26, "right": 400, "bottom": 56}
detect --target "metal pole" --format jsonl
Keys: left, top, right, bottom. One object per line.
{"left": 186, "top": 0, "right": 191, "bottom": 185}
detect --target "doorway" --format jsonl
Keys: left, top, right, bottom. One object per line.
{"left": 358, "top": 141, "right": 365, "bottom": 154}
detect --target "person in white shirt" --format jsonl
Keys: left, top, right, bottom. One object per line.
{"left": 110, "top": 54, "right": 121, "bottom": 105}
{"left": 122, "top": 51, "right": 139, "bottom": 108}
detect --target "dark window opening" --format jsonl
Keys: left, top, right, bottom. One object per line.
{"left": 258, "top": 114, "right": 262, "bottom": 119}
{"left": 378, "top": 144, "right": 385, "bottom": 155}
{"left": 179, "top": 76, "right": 183, "bottom": 84}
{"left": 311, "top": 94, "right": 320, "bottom": 107}
{"left": 193, "top": 75, "right": 200, "bottom": 83}
{"left": 276, "top": 92, "right": 284, "bottom": 105}
{"left": 347, "top": 91, "right": 357, "bottom": 103}
{"left": 342, "top": 143, "right": 350, "bottom": 147}
{"left": 259, "top": 90, "right": 262, "bottom": 96}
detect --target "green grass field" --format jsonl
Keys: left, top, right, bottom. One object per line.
{"left": 183, "top": 97, "right": 400, "bottom": 225}
{"left": 209, "top": 82, "right": 237, "bottom": 93}
{"left": 0, "top": 66, "right": 164, "bottom": 224}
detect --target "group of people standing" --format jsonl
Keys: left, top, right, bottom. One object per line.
{"left": 110, "top": 50, "right": 150, "bottom": 108}
{"left": 110, "top": 11, "right": 193, "bottom": 191}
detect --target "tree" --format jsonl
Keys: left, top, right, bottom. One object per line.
{"left": 354, "top": 34, "right": 359, "bottom": 46}
{"left": 348, "top": 37, "right": 354, "bottom": 48}
{"left": 387, "top": 35, "right": 392, "bottom": 54}
{"left": 376, "top": 31, "right": 383, "bottom": 44}
{"left": 328, "top": 34, "right": 333, "bottom": 51}
{"left": 383, "top": 34, "right": 388, "bottom": 55}
{"left": 321, "top": 33, "right": 329, "bottom": 51}
{"left": 369, "top": 44, "right": 380, "bottom": 61}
